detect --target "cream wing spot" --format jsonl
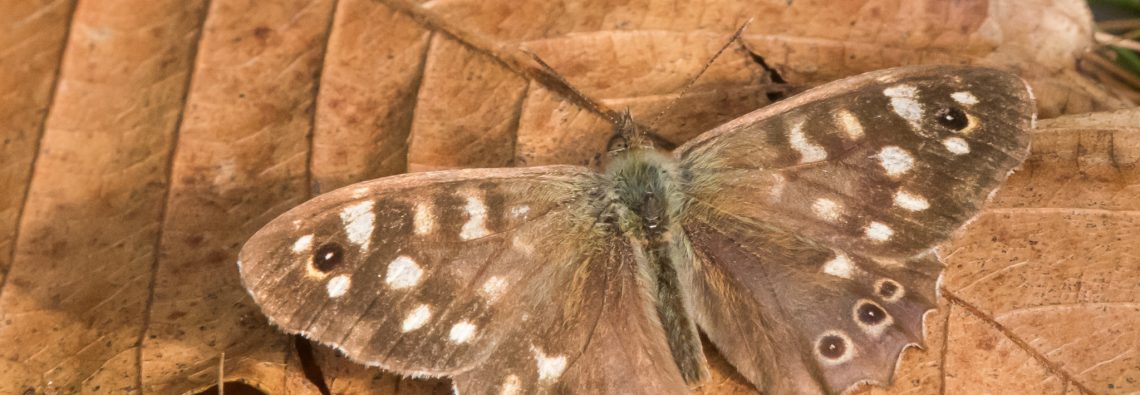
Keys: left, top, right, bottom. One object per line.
{"left": 413, "top": 203, "right": 434, "bottom": 235}
{"left": 340, "top": 201, "right": 375, "bottom": 250}
{"left": 876, "top": 146, "right": 915, "bottom": 177}
{"left": 884, "top": 84, "right": 923, "bottom": 124}
{"left": 448, "top": 321, "right": 477, "bottom": 344}
{"left": 811, "top": 198, "right": 842, "bottom": 222}
{"left": 480, "top": 276, "right": 508, "bottom": 303}
{"left": 835, "top": 110, "right": 864, "bottom": 140}
{"left": 864, "top": 221, "right": 894, "bottom": 242}
{"left": 385, "top": 255, "right": 423, "bottom": 289}
{"left": 951, "top": 91, "right": 979, "bottom": 105}
{"left": 500, "top": 375, "right": 521, "bottom": 395}
{"left": 893, "top": 190, "right": 930, "bottom": 212}
{"left": 531, "top": 346, "right": 567, "bottom": 382}
{"left": 326, "top": 275, "right": 351, "bottom": 298}
{"left": 510, "top": 205, "right": 529, "bottom": 219}
{"left": 460, "top": 195, "right": 489, "bottom": 240}
{"left": 822, "top": 252, "right": 856, "bottom": 279}
{"left": 401, "top": 304, "right": 432, "bottom": 332}
{"left": 788, "top": 121, "right": 828, "bottom": 164}
{"left": 511, "top": 234, "right": 534, "bottom": 256}
{"left": 943, "top": 136, "right": 971, "bottom": 155}
{"left": 769, "top": 173, "right": 786, "bottom": 202}
{"left": 292, "top": 234, "right": 313, "bottom": 253}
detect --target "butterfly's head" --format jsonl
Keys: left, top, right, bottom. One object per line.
{"left": 603, "top": 148, "right": 687, "bottom": 235}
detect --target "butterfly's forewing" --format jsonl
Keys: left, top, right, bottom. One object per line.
{"left": 679, "top": 66, "right": 1033, "bottom": 260}
{"left": 675, "top": 66, "right": 1034, "bottom": 392}
{"left": 238, "top": 166, "right": 687, "bottom": 393}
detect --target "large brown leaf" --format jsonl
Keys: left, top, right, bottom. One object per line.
{"left": 0, "top": 0, "right": 1135, "bottom": 394}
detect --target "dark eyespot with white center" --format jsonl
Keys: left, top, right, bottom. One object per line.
{"left": 853, "top": 299, "right": 894, "bottom": 337}
{"left": 815, "top": 331, "right": 855, "bottom": 364}
{"left": 313, "top": 242, "right": 345, "bottom": 273}
{"left": 875, "top": 278, "right": 906, "bottom": 302}
{"left": 856, "top": 302, "right": 888, "bottom": 325}
{"left": 934, "top": 107, "right": 969, "bottom": 131}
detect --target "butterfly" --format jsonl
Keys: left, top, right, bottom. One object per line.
{"left": 238, "top": 65, "right": 1034, "bottom": 394}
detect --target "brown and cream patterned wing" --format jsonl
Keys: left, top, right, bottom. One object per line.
{"left": 238, "top": 166, "right": 687, "bottom": 393}
{"left": 678, "top": 65, "right": 1033, "bottom": 260}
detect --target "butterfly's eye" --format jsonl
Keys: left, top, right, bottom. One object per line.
{"left": 313, "top": 242, "right": 346, "bottom": 272}
{"left": 934, "top": 107, "right": 969, "bottom": 130}
{"left": 817, "top": 334, "right": 848, "bottom": 360}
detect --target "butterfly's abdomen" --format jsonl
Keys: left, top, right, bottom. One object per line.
{"left": 603, "top": 150, "right": 709, "bottom": 383}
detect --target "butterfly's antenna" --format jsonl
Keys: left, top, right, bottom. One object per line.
{"left": 646, "top": 19, "right": 754, "bottom": 129}
{"left": 522, "top": 50, "right": 623, "bottom": 125}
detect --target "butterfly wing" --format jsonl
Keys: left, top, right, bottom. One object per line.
{"left": 238, "top": 166, "right": 687, "bottom": 393}
{"left": 675, "top": 66, "right": 1034, "bottom": 392}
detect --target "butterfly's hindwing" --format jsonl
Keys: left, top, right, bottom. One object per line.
{"left": 680, "top": 212, "right": 940, "bottom": 393}
{"left": 453, "top": 235, "right": 689, "bottom": 394}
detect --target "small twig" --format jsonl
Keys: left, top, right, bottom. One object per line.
{"left": 1084, "top": 51, "right": 1140, "bottom": 91}
{"left": 1095, "top": 31, "right": 1140, "bottom": 52}
{"left": 376, "top": 0, "right": 626, "bottom": 127}
{"left": 1098, "top": 18, "right": 1140, "bottom": 32}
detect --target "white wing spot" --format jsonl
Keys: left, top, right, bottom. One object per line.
{"left": 951, "top": 91, "right": 979, "bottom": 105}
{"left": 413, "top": 203, "right": 434, "bottom": 235}
{"left": 864, "top": 221, "right": 894, "bottom": 242}
{"left": 822, "top": 252, "right": 856, "bottom": 279}
{"left": 460, "top": 195, "right": 489, "bottom": 240}
{"left": 531, "top": 345, "right": 567, "bottom": 381}
{"left": 942, "top": 137, "right": 970, "bottom": 155}
{"left": 836, "top": 110, "right": 864, "bottom": 140}
{"left": 788, "top": 121, "right": 828, "bottom": 164}
{"left": 480, "top": 276, "right": 508, "bottom": 303}
{"left": 385, "top": 255, "right": 423, "bottom": 289}
{"left": 292, "top": 234, "right": 313, "bottom": 253}
{"left": 893, "top": 190, "right": 930, "bottom": 212}
{"left": 500, "top": 375, "right": 521, "bottom": 395}
{"left": 326, "top": 275, "right": 351, "bottom": 298}
{"left": 884, "top": 85, "right": 923, "bottom": 125}
{"left": 876, "top": 146, "right": 915, "bottom": 177}
{"left": 448, "top": 321, "right": 478, "bottom": 344}
{"left": 401, "top": 304, "right": 432, "bottom": 332}
{"left": 811, "top": 198, "right": 842, "bottom": 222}
{"left": 769, "top": 173, "right": 786, "bottom": 202}
{"left": 510, "top": 205, "right": 530, "bottom": 219}
{"left": 340, "top": 201, "right": 375, "bottom": 250}
{"left": 511, "top": 235, "right": 534, "bottom": 256}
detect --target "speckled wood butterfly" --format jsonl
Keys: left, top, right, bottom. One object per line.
{"left": 238, "top": 65, "right": 1033, "bottom": 394}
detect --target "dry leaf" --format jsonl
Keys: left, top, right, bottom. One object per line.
{"left": 0, "top": 0, "right": 1135, "bottom": 394}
